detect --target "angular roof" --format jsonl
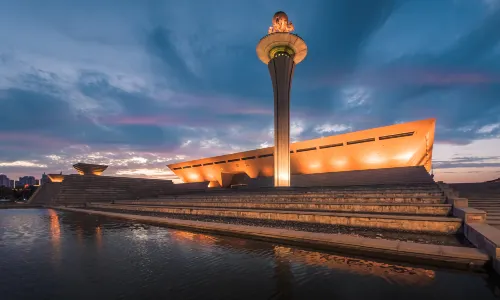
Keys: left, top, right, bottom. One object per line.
{"left": 167, "top": 118, "right": 435, "bottom": 186}
{"left": 72, "top": 163, "right": 108, "bottom": 175}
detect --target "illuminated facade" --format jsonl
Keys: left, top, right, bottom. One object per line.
{"left": 167, "top": 118, "right": 436, "bottom": 187}
{"left": 48, "top": 174, "right": 65, "bottom": 183}
{"left": 72, "top": 163, "right": 108, "bottom": 176}
{"left": 257, "top": 12, "right": 308, "bottom": 187}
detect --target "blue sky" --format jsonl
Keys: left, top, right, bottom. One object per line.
{"left": 0, "top": 0, "right": 499, "bottom": 183}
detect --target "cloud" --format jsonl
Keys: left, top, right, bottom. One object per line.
{"left": 180, "top": 140, "right": 192, "bottom": 148}
{"left": 0, "top": 161, "right": 47, "bottom": 168}
{"left": 200, "top": 138, "right": 222, "bottom": 149}
{"left": 342, "top": 86, "right": 371, "bottom": 107}
{"left": 0, "top": 0, "right": 499, "bottom": 183}
{"left": 482, "top": 0, "right": 500, "bottom": 10}
{"left": 314, "top": 124, "right": 352, "bottom": 134}
{"left": 477, "top": 123, "right": 500, "bottom": 134}
{"left": 115, "top": 168, "right": 175, "bottom": 177}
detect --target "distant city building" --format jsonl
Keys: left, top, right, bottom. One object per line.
{"left": 35, "top": 179, "right": 40, "bottom": 186}
{"left": 0, "top": 174, "right": 10, "bottom": 187}
{"left": 17, "top": 176, "right": 36, "bottom": 187}
{"left": 41, "top": 172, "right": 50, "bottom": 185}
{"left": 9, "top": 180, "right": 14, "bottom": 188}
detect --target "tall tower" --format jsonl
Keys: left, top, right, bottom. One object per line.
{"left": 256, "top": 12, "right": 307, "bottom": 187}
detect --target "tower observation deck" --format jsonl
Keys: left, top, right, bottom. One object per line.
{"left": 256, "top": 12, "right": 308, "bottom": 187}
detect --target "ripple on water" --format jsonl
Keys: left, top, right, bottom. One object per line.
{"left": 0, "top": 208, "right": 499, "bottom": 300}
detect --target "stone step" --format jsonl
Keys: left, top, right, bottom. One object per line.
{"left": 467, "top": 199, "right": 500, "bottom": 202}
{"left": 484, "top": 211, "right": 500, "bottom": 215}
{"left": 159, "top": 193, "right": 445, "bottom": 199}
{"left": 196, "top": 186, "right": 440, "bottom": 192}
{"left": 157, "top": 193, "right": 445, "bottom": 198}
{"left": 115, "top": 201, "right": 451, "bottom": 216}
{"left": 471, "top": 208, "right": 500, "bottom": 212}
{"left": 89, "top": 203, "right": 461, "bottom": 234}
{"left": 191, "top": 188, "right": 443, "bottom": 194}
{"left": 165, "top": 192, "right": 444, "bottom": 199}
{"left": 473, "top": 214, "right": 500, "bottom": 219}
{"left": 150, "top": 196, "right": 444, "bottom": 204}
{"left": 468, "top": 205, "right": 500, "bottom": 208}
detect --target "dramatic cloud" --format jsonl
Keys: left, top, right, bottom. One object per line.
{"left": 0, "top": 0, "right": 499, "bottom": 183}
{"left": 0, "top": 161, "right": 48, "bottom": 168}
{"left": 314, "top": 124, "right": 352, "bottom": 134}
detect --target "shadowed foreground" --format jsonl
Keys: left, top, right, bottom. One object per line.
{"left": 0, "top": 208, "right": 498, "bottom": 300}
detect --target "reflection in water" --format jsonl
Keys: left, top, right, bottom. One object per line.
{"left": 274, "top": 246, "right": 435, "bottom": 286}
{"left": 48, "top": 209, "right": 61, "bottom": 244}
{"left": 48, "top": 209, "right": 61, "bottom": 268}
{"left": 274, "top": 254, "right": 294, "bottom": 299}
{"left": 170, "top": 230, "right": 218, "bottom": 246}
{"left": 76, "top": 227, "right": 84, "bottom": 245}
{"left": 95, "top": 226, "right": 102, "bottom": 250}
{"left": 0, "top": 209, "right": 498, "bottom": 300}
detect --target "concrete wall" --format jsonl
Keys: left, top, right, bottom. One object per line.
{"left": 244, "top": 166, "right": 435, "bottom": 188}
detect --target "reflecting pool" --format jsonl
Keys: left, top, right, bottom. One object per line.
{"left": 0, "top": 209, "right": 498, "bottom": 300}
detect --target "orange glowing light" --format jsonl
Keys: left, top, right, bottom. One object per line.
{"left": 273, "top": 246, "right": 436, "bottom": 286}
{"left": 96, "top": 226, "right": 102, "bottom": 249}
{"left": 309, "top": 162, "right": 321, "bottom": 169}
{"left": 168, "top": 119, "right": 436, "bottom": 188}
{"left": 394, "top": 151, "right": 416, "bottom": 161}
{"left": 188, "top": 173, "right": 199, "bottom": 180}
{"left": 364, "top": 153, "right": 386, "bottom": 164}
{"left": 72, "top": 163, "right": 108, "bottom": 176}
{"left": 170, "top": 231, "right": 217, "bottom": 246}
{"left": 49, "top": 209, "right": 61, "bottom": 239}
{"left": 331, "top": 157, "right": 348, "bottom": 167}
{"left": 48, "top": 174, "right": 65, "bottom": 182}
{"left": 268, "top": 11, "right": 295, "bottom": 34}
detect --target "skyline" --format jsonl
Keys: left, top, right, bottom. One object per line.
{"left": 1, "top": 0, "right": 500, "bottom": 183}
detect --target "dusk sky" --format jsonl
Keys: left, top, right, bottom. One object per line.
{"left": 1, "top": 0, "right": 499, "bottom": 183}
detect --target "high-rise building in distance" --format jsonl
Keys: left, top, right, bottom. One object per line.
{"left": 0, "top": 174, "right": 10, "bottom": 187}
{"left": 41, "top": 172, "right": 50, "bottom": 185}
{"left": 17, "top": 176, "right": 36, "bottom": 187}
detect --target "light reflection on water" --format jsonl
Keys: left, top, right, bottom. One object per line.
{"left": 0, "top": 208, "right": 498, "bottom": 300}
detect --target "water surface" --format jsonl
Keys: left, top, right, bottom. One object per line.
{"left": 0, "top": 209, "right": 498, "bottom": 300}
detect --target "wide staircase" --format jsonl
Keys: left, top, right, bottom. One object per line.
{"left": 28, "top": 183, "right": 62, "bottom": 205}
{"left": 28, "top": 175, "right": 207, "bottom": 206}
{"left": 52, "top": 175, "right": 177, "bottom": 205}
{"left": 89, "top": 181, "right": 462, "bottom": 234}
{"left": 451, "top": 182, "right": 500, "bottom": 229}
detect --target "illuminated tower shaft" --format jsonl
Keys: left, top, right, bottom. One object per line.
{"left": 269, "top": 55, "right": 295, "bottom": 186}
{"left": 257, "top": 12, "right": 307, "bottom": 187}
